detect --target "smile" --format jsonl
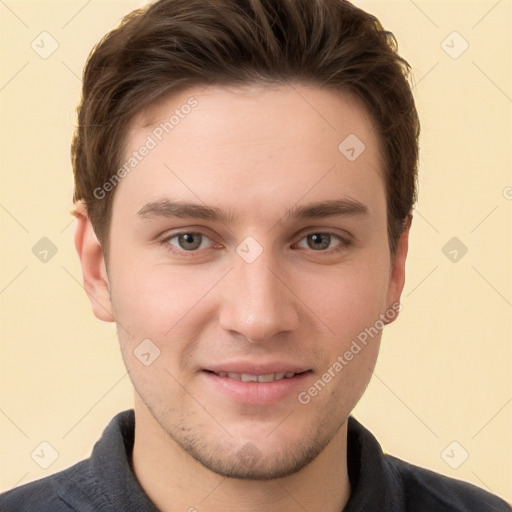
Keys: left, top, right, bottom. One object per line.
{"left": 203, "top": 369, "right": 311, "bottom": 405}
{"left": 213, "top": 371, "right": 299, "bottom": 382}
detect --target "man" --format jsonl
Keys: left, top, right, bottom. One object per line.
{"left": 1, "top": 0, "right": 510, "bottom": 510}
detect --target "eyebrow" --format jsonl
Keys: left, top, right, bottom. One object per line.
{"left": 136, "top": 198, "right": 369, "bottom": 223}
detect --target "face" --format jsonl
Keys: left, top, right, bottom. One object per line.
{"left": 83, "top": 83, "right": 407, "bottom": 480}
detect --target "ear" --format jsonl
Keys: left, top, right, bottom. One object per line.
{"left": 73, "top": 201, "right": 115, "bottom": 322}
{"left": 385, "top": 215, "right": 411, "bottom": 325}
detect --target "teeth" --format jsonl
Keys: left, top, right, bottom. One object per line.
{"left": 241, "top": 373, "right": 258, "bottom": 382}
{"left": 215, "top": 371, "right": 298, "bottom": 382}
{"left": 257, "top": 373, "right": 275, "bottom": 383}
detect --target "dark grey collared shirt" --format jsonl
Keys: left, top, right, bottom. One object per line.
{"left": 1, "top": 409, "right": 510, "bottom": 511}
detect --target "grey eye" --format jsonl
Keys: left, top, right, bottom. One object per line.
{"left": 296, "top": 233, "right": 341, "bottom": 251}
{"left": 169, "top": 233, "right": 210, "bottom": 251}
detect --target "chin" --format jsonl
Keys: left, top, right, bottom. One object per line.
{"left": 188, "top": 441, "right": 323, "bottom": 481}
{"left": 172, "top": 424, "right": 330, "bottom": 481}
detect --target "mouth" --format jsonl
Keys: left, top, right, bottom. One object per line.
{"left": 206, "top": 370, "right": 307, "bottom": 383}
{"left": 201, "top": 368, "right": 312, "bottom": 405}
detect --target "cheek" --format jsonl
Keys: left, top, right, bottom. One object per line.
{"left": 294, "top": 256, "right": 391, "bottom": 345}
{"left": 296, "top": 263, "right": 387, "bottom": 412}
{"left": 108, "top": 261, "right": 222, "bottom": 380}
{"left": 109, "top": 259, "right": 203, "bottom": 336}
{"left": 109, "top": 264, "right": 194, "bottom": 409}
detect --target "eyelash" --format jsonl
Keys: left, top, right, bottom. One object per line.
{"left": 160, "top": 230, "right": 352, "bottom": 257}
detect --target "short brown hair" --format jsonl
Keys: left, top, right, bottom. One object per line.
{"left": 72, "top": 0, "right": 419, "bottom": 259}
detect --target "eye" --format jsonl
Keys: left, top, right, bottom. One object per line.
{"left": 160, "top": 230, "right": 350, "bottom": 257}
{"left": 295, "top": 232, "right": 348, "bottom": 251}
{"left": 165, "top": 232, "right": 214, "bottom": 253}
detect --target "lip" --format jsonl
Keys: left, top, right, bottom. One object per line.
{"left": 201, "top": 364, "right": 312, "bottom": 405}
{"left": 204, "top": 361, "right": 310, "bottom": 376}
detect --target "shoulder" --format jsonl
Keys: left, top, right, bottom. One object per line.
{"left": 346, "top": 416, "right": 510, "bottom": 512}
{"left": 385, "top": 454, "right": 512, "bottom": 512}
{"left": 0, "top": 460, "right": 93, "bottom": 512}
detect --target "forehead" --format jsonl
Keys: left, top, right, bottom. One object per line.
{"left": 136, "top": 82, "right": 380, "bottom": 153}
{"left": 112, "top": 83, "right": 385, "bottom": 224}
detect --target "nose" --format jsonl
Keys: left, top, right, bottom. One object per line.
{"left": 218, "top": 252, "right": 300, "bottom": 344}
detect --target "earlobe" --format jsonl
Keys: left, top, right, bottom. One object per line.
{"left": 385, "top": 215, "right": 412, "bottom": 325}
{"left": 73, "top": 201, "right": 115, "bottom": 322}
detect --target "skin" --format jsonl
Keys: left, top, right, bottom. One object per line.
{"left": 74, "top": 83, "right": 409, "bottom": 512}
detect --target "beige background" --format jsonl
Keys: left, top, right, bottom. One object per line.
{"left": 1, "top": 0, "right": 511, "bottom": 503}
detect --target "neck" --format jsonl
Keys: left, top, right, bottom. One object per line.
{"left": 131, "top": 397, "right": 351, "bottom": 512}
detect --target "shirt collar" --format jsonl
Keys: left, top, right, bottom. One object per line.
{"left": 344, "top": 416, "right": 404, "bottom": 510}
